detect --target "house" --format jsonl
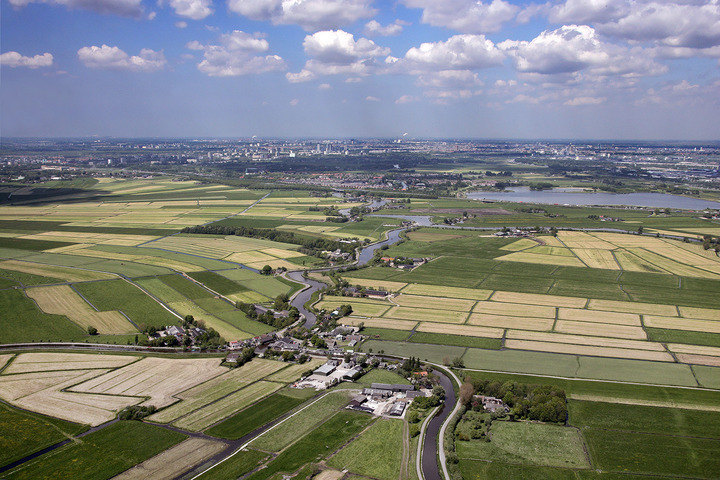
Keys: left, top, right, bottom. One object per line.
{"left": 388, "top": 401, "right": 407, "bottom": 416}
{"left": 365, "top": 289, "right": 388, "bottom": 299}
{"left": 314, "top": 362, "right": 337, "bottom": 376}
{"left": 475, "top": 395, "right": 510, "bottom": 413}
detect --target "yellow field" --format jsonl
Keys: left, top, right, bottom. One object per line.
{"left": 224, "top": 251, "right": 277, "bottom": 264}
{"left": 473, "top": 301, "right": 555, "bottom": 318}
{"left": 147, "top": 235, "right": 296, "bottom": 260}
{"left": 506, "top": 330, "right": 665, "bottom": 351}
{"left": 467, "top": 313, "right": 554, "bottom": 331}
{"left": 26, "top": 285, "right": 136, "bottom": 334}
{"left": 525, "top": 245, "right": 575, "bottom": 257}
{"left": 383, "top": 306, "right": 467, "bottom": 323}
{"left": 490, "top": 291, "right": 587, "bottom": 308}
{"left": 668, "top": 344, "right": 720, "bottom": 357}
{"left": 19, "top": 231, "right": 158, "bottom": 246}
{"left": 393, "top": 294, "right": 476, "bottom": 312}
{"left": 0, "top": 260, "right": 115, "bottom": 282}
{"left": 261, "top": 247, "right": 304, "bottom": 259}
{"left": 643, "top": 315, "right": 720, "bottom": 334}
{"left": 113, "top": 438, "right": 227, "bottom": 480}
{"left": 505, "top": 339, "right": 673, "bottom": 362}
{"left": 678, "top": 306, "right": 720, "bottom": 321}
{"left": 71, "top": 357, "right": 228, "bottom": 408}
{"left": 494, "top": 251, "right": 586, "bottom": 267}
{"left": 587, "top": 299, "right": 678, "bottom": 316}
{"left": 627, "top": 248, "right": 720, "bottom": 278}
{"left": 613, "top": 250, "right": 668, "bottom": 273}
{"left": 557, "top": 308, "right": 641, "bottom": 326}
{"left": 3, "top": 352, "right": 136, "bottom": 374}
{"left": 416, "top": 322, "right": 503, "bottom": 338}
{"left": 1, "top": 369, "right": 138, "bottom": 425}
{"left": 675, "top": 354, "right": 720, "bottom": 367}
{"left": 399, "top": 283, "right": 491, "bottom": 300}
{"left": 573, "top": 249, "right": 620, "bottom": 269}
{"left": 536, "top": 235, "right": 566, "bottom": 247}
{"left": 499, "top": 238, "right": 537, "bottom": 251}
{"left": 342, "top": 317, "right": 417, "bottom": 330}
{"left": 555, "top": 320, "right": 647, "bottom": 340}
{"left": 0, "top": 370, "right": 94, "bottom": 401}
{"left": 147, "top": 358, "right": 286, "bottom": 423}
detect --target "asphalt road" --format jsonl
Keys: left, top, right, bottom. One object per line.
{"left": 421, "top": 369, "right": 456, "bottom": 480}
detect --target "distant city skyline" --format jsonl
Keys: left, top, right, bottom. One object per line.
{"left": 2, "top": 0, "right": 719, "bottom": 140}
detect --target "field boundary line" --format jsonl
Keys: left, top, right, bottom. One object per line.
{"left": 188, "top": 389, "right": 351, "bottom": 480}
{"left": 461, "top": 367, "right": 716, "bottom": 391}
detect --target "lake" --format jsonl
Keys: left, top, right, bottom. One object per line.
{"left": 466, "top": 188, "right": 720, "bottom": 210}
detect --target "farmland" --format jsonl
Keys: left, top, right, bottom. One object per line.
{"left": 5, "top": 421, "right": 186, "bottom": 480}
{"left": 2, "top": 176, "right": 720, "bottom": 479}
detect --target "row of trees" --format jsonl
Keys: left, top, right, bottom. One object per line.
{"left": 180, "top": 224, "right": 358, "bottom": 254}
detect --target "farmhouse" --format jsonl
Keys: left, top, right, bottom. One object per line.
{"left": 365, "top": 289, "right": 389, "bottom": 299}
{"left": 351, "top": 383, "right": 422, "bottom": 417}
{"left": 475, "top": 395, "right": 510, "bottom": 413}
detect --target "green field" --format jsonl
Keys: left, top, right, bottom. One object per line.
{"left": 463, "top": 370, "right": 720, "bottom": 410}
{"left": 328, "top": 418, "right": 403, "bottom": 480}
{"left": 0, "top": 268, "right": 63, "bottom": 286}
{"left": 356, "top": 368, "right": 411, "bottom": 386}
{"left": 205, "top": 392, "right": 308, "bottom": 440}
{"left": 0, "top": 289, "right": 87, "bottom": 343}
{"left": 250, "top": 390, "right": 354, "bottom": 452}
{"left": 360, "top": 340, "right": 467, "bottom": 364}
{"left": 583, "top": 428, "right": 720, "bottom": 477}
{"left": 408, "top": 332, "right": 503, "bottom": 349}
{"left": 245, "top": 411, "right": 373, "bottom": 480}
{"left": 569, "top": 400, "right": 720, "bottom": 438}
{"left": 188, "top": 271, "right": 247, "bottom": 295}
{"left": 74, "top": 279, "right": 178, "bottom": 329}
{"left": 6, "top": 421, "right": 186, "bottom": 480}
{"left": 0, "top": 403, "right": 87, "bottom": 468}
{"left": 194, "top": 449, "right": 268, "bottom": 480}
{"left": 456, "top": 421, "right": 589, "bottom": 469}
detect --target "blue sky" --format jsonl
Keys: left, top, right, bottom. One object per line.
{"left": 1, "top": 0, "right": 719, "bottom": 139}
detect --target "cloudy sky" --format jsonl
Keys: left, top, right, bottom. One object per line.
{"left": 1, "top": 0, "right": 719, "bottom": 139}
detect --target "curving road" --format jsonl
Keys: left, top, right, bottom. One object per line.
{"left": 420, "top": 369, "right": 456, "bottom": 480}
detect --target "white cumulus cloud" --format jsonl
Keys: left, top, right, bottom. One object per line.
{"left": 364, "top": 19, "right": 407, "bottom": 37}
{"left": 227, "top": 0, "right": 376, "bottom": 31}
{"left": 564, "top": 95, "right": 606, "bottom": 105}
{"left": 191, "top": 30, "right": 286, "bottom": 76}
{"left": 0, "top": 51, "right": 54, "bottom": 68}
{"left": 402, "top": 34, "right": 505, "bottom": 71}
{"left": 287, "top": 29, "right": 390, "bottom": 82}
{"left": 168, "top": 0, "right": 212, "bottom": 19}
{"left": 403, "top": 0, "right": 518, "bottom": 33}
{"left": 499, "top": 24, "right": 665, "bottom": 77}
{"left": 77, "top": 45, "right": 166, "bottom": 71}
